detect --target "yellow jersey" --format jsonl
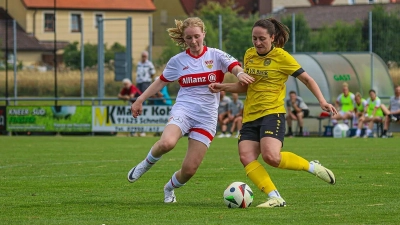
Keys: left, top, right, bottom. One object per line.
{"left": 242, "top": 47, "right": 304, "bottom": 123}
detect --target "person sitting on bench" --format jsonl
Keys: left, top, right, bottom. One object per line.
{"left": 285, "top": 91, "right": 309, "bottom": 137}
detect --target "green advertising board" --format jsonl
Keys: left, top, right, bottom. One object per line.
{"left": 6, "top": 106, "right": 92, "bottom": 132}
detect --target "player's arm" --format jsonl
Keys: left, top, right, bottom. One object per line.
{"left": 135, "top": 79, "right": 166, "bottom": 104}
{"left": 118, "top": 91, "right": 129, "bottom": 100}
{"left": 297, "top": 72, "right": 337, "bottom": 114}
{"left": 209, "top": 82, "right": 248, "bottom": 93}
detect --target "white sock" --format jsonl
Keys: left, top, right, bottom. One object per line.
{"left": 308, "top": 162, "right": 315, "bottom": 173}
{"left": 366, "top": 129, "right": 372, "bottom": 136}
{"left": 332, "top": 119, "right": 337, "bottom": 125}
{"left": 145, "top": 147, "right": 161, "bottom": 166}
{"left": 356, "top": 128, "right": 361, "bottom": 136}
{"left": 165, "top": 172, "right": 185, "bottom": 191}
{"left": 267, "top": 190, "right": 281, "bottom": 198}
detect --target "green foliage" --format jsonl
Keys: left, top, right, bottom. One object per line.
{"left": 63, "top": 42, "right": 126, "bottom": 69}
{"left": 105, "top": 42, "right": 126, "bottom": 63}
{"left": 156, "top": 36, "right": 182, "bottom": 66}
{"left": 311, "top": 21, "right": 366, "bottom": 52}
{"left": 281, "top": 14, "right": 312, "bottom": 52}
{"left": 194, "top": 0, "right": 239, "bottom": 41}
{"left": 368, "top": 5, "right": 400, "bottom": 64}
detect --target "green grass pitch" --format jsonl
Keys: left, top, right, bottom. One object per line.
{"left": 1, "top": 136, "right": 400, "bottom": 224}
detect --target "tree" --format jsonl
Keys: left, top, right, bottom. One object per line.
{"left": 281, "top": 14, "right": 312, "bottom": 53}
{"left": 310, "top": 21, "right": 365, "bottom": 52}
{"left": 365, "top": 5, "right": 400, "bottom": 64}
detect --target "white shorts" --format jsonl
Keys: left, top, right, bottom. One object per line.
{"left": 166, "top": 111, "right": 216, "bottom": 148}
{"left": 339, "top": 110, "right": 354, "bottom": 117}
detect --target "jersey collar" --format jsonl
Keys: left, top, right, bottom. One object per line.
{"left": 186, "top": 46, "right": 207, "bottom": 59}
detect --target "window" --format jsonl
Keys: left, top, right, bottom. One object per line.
{"left": 71, "top": 13, "right": 82, "bottom": 32}
{"left": 95, "top": 13, "right": 103, "bottom": 28}
{"left": 368, "top": 0, "right": 375, "bottom": 3}
{"left": 44, "top": 13, "right": 55, "bottom": 32}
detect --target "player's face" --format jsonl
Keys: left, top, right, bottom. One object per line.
{"left": 355, "top": 96, "right": 361, "bottom": 104}
{"left": 290, "top": 93, "right": 296, "bottom": 101}
{"left": 395, "top": 86, "right": 400, "bottom": 97}
{"left": 369, "top": 91, "right": 376, "bottom": 100}
{"left": 252, "top": 26, "right": 274, "bottom": 55}
{"left": 343, "top": 87, "right": 349, "bottom": 95}
{"left": 184, "top": 26, "right": 205, "bottom": 55}
{"left": 123, "top": 82, "right": 130, "bottom": 89}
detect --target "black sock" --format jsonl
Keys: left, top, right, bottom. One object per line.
{"left": 288, "top": 127, "right": 292, "bottom": 133}
{"left": 383, "top": 130, "right": 387, "bottom": 135}
{"left": 299, "top": 127, "right": 303, "bottom": 134}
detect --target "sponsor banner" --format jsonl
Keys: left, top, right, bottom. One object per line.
{"left": 92, "top": 105, "right": 171, "bottom": 132}
{"left": 0, "top": 106, "right": 6, "bottom": 131}
{"left": 6, "top": 106, "right": 92, "bottom": 132}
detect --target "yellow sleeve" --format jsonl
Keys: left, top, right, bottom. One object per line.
{"left": 279, "top": 50, "right": 303, "bottom": 77}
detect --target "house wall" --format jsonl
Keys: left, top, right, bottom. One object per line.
{"left": 152, "top": 0, "right": 187, "bottom": 46}
{"left": 0, "top": 0, "right": 28, "bottom": 30}
{"left": 17, "top": 51, "right": 42, "bottom": 66}
{"left": 24, "top": 9, "right": 152, "bottom": 63}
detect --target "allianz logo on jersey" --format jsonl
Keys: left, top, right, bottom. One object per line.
{"left": 182, "top": 73, "right": 217, "bottom": 84}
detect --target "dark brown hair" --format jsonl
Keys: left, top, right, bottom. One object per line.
{"left": 252, "top": 18, "right": 289, "bottom": 48}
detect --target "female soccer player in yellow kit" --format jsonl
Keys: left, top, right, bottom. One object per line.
{"left": 209, "top": 18, "right": 338, "bottom": 207}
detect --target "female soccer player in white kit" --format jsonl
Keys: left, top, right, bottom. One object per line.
{"left": 127, "top": 17, "right": 249, "bottom": 203}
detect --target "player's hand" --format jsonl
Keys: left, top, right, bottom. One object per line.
{"left": 320, "top": 102, "right": 337, "bottom": 115}
{"left": 131, "top": 101, "right": 143, "bottom": 118}
{"left": 237, "top": 73, "right": 254, "bottom": 85}
{"left": 208, "top": 83, "right": 224, "bottom": 93}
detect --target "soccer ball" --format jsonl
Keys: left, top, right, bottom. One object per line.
{"left": 223, "top": 181, "right": 254, "bottom": 208}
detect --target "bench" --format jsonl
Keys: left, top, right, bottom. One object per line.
{"left": 295, "top": 115, "right": 331, "bottom": 136}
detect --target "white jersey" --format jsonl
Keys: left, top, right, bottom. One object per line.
{"left": 160, "top": 46, "right": 239, "bottom": 127}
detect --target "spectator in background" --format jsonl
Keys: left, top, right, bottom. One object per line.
{"left": 285, "top": 91, "right": 309, "bottom": 137}
{"left": 217, "top": 91, "right": 232, "bottom": 138}
{"left": 228, "top": 93, "right": 244, "bottom": 138}
{"left": 353, "top": 89, "right": 384, "bottom": 138}
{"left": 118, "top": 78, "right": 142, "bottom": 103}
{"left": 153, "top": 76, "right": 173, "bottom": 106}
{"left": 353, "top": 92, "right": 367, "bottom": 128}
{"left": 381, "top": 85, "right": 400, "bottom": 138}
{"left": 331, "top": 82, "right": 355, "bottom": 126}
{"left": 136, "top": 51, "right": 156, "bottom": 99}
{"left": 118, "top": 78, "right": 143, "bottom": 137}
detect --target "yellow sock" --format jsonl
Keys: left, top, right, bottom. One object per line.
{"left": 278, "top": 152, "right": 310, "bottom": 171}
{"left": 245, "top": 160, "right": 276, "bottom": 195}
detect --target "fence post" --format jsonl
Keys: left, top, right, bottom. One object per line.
{"left": 80, "top": 17, "right": 85, "bottom": 105}
{"left": 97, "top": 17, "right": 104, "bottom": 105}
{"left": 148, "top": 16, "right": 153, "bottom": 62}
{"left": 292, "top": 13, "right": 296, "bottom": 53}
{"left": 13, "top": 19, "right": 17, "bottom": 105}
{"left": 218, "top": 15, "right": 222, "bottom": 50}
{"left": 126, "top": 17, "right": 132, "bottom": 81}
{"left": 369, "top": 11, "right": 374, "bottom": 90}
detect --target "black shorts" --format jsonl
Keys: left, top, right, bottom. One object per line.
{"left": 392, "top": 113, "right": 400, "bottom": 121}
{"left": 239, "top": 113, "right": 285, "bottom": 144}
{"left": 292, "top": 109, "right": 309, "bottom": 117}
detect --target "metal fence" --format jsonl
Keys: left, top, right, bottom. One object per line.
{"left": 1, "top": 7, "right": 399, "bottom": 105}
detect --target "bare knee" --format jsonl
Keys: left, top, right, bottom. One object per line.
{"left": 261, "top": 152, "right": 281, "bottom": 167}
{"left": 156, "top": 139, "right": 176, "bottom": 153}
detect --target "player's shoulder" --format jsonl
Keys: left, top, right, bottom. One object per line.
{"left": 245, "top": 47, "right": 257, "bottom": 56}
{"left": 297, "top": 96, "right": 304, "bottom": 101}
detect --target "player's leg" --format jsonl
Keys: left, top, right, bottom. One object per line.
{"left": 354, "top": 116, "right": 365, "bottom": 138}
{"left": 238, "top": 119, "right": 283, "bottom": 207}
{"left": 296, "top": 111, "right": 304, "bottom": 136}
{"left": 164, "top": 127, "right": 212, "bottom": 203}
{"left": 260, "top": 114, "right": 335, "bottom": 187}
{"left": 363, "top": 117, "right": 373, "bottom": 138}
{"left": 127, "top": 123, "right": 182, "bottom": 183}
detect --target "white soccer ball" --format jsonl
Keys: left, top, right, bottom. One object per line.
{"left": 223, "top": 181, "right": 254, "bottom": 208}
